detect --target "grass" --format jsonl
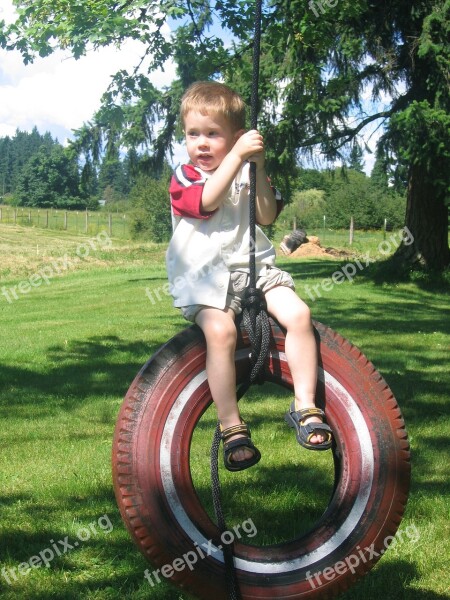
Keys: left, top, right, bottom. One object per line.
{"left": 0, "top": 224, "right": 449, "bottom": 599}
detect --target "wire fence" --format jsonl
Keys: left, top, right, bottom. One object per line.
{"left": 0, "top": 205, "right": 130, "bottom": 238}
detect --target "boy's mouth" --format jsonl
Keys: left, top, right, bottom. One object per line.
{"left": 197, "top": 154, "right": 214, "bottom": 167}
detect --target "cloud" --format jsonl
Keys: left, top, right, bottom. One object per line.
{"left": 0, "top": 1, "right": 175, "bottom": 143}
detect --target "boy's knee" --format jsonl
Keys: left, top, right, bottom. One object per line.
{"left": 202, "top": 316, "right": 237, "bottom": 348}
{"left": 301, "top": 303, "right": 312, "bottom": 322}
{"left": 214, "top": 321, "right": 237, "bottom": 347}
{"left": 288, "top": 301, "right": 312, "bottom": 330}
{"left": 291, "top": 296, "right": 311, "bottom": 318}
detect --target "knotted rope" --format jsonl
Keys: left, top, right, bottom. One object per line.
{"left": 210, "top": 1, "right": 269, "bottom": 598}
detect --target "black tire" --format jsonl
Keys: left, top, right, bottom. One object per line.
{"left": 112, "top": 320, "right": 410, "bottom": 599}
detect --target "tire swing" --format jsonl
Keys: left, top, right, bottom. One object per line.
{"left": 112, "top": 319, "right": 411, "bottom": 599}
{"left": 112, "top": 3, "right": 410, "bottom": 598}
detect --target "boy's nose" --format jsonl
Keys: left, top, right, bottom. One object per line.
{"left": 198, "top": 135, "right": 209, "bottom": 148}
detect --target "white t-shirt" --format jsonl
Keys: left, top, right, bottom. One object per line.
{"left": 166, "top": 162, "right": 279, "bottom": 309}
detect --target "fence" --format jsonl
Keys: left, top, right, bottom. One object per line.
{"left": 0, "top": 206, "right": 130, "bottom": 238}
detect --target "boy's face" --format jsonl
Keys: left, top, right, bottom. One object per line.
{"left": 184, "top": 110, "right": 242, "bottom": 173}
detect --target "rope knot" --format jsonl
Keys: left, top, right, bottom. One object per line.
{"left": 242, "top": 287, "right": 267, "bottom": 311}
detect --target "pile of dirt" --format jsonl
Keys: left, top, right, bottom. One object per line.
{"left": 282, "top": 235, "right": 353, "bottom": 259}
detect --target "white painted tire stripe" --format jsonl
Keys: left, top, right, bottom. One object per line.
{"left": 160, "top": 349, "right": 374, "bottom": 575}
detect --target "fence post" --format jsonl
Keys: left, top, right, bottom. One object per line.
{"left": 45, "top": 210, "right": 49, "bottom": 228}
{"left": 85, "top": 209, "right": 88, "bottom": 234}
{"left": 108, "top": 213, "right": 112, "bottom": 237}
{"left": 349, "top": 216, "right": 354, "bottom": 245}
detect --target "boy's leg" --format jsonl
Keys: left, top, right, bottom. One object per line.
{"left": 264, "top": 285, "right": 326, "bottom": 445}
{"left": 195, "top": 307, "right": 253, "bottom": 462}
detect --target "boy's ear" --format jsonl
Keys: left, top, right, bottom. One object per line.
{"left": 234, "top": 129, "right": 245, "bottom": 142}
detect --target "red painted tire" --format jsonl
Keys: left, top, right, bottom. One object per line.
{"left": 112, "top": 320, "right": 410, "bottom": 599}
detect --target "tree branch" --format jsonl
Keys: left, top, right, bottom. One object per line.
{"left": 186, "top": 0, "right": 206, "bottom": 44}
{"left": 299, "top": 108, "right": 396, "bottom": 151}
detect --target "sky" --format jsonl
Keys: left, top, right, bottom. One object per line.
{"left": 0, "top": 0, "right": 385, "bottom": 174}
{"left": 0, "top": 1, "right": 176, "bottom": 145}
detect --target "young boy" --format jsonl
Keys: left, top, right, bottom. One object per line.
{"left": 166, "top": 81, "right": 332, "bottom": 471}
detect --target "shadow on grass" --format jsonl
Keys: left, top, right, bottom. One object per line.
{"left": 0, "top": 334, "right": 164, "bottom": 416}
{"left": 282, "top": 258, "right": 449, "bottom": 403}
{"left": 0, "top": 472, "right": 431, "bottom": 600}
{"left": 339, "top": 560, "right": 449, "bottom": 599}
{"left": 0, "top": 487, "right": 179, "bottom": 600}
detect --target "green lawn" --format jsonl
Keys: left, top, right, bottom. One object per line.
{"left": 0, "top": 225, "right": 449, "bottom": 599}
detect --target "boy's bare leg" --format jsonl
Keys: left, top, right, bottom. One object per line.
{"left": 265, "top": 286, "right": 326, "bottom": 445}
{"left": 195, "top": 307, "right": 253, "bottom": 461}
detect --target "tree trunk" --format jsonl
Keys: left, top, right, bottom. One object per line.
{"left": 395, "top": 163, "right": 450, "bottom": 271}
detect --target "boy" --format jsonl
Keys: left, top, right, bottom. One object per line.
{"left": 166, "top": 81, "right": 332, "bottom": 471}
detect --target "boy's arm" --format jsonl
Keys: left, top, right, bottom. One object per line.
{"left": 201, "top": 130, "right": 265, "bottom": 212}
{"left": 201, "top": 152, "right": 243, "bottom": 212}
{"left": 255, "top": 169, "right": 278, "bottom": 225}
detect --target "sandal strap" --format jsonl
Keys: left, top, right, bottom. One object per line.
{"left": 223, "top": 436, "right": 261, "bottom": 471}
{"left": 291, "top": 406, "right": 332, "bottom": 443}
{"left": 285, "top": 402, "right": 333, "bottom": 451}
{"left": 224, "top": 437, "right": 256, "bottom": 453}
{"left": 293, "top": 407, "right": 325, "bottom": 423}
{"left": 303, "top": 421, "right": 333, "bottom": 438}
{"left": 220, "top": 422, "right": 250, "bottom": 441}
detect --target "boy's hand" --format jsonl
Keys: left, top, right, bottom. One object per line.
{"left": 231, "top": 130, "right": 265, "bottom": 169}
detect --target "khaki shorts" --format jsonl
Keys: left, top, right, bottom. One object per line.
{"left": 180, "top": 266, "right": 295, "bottom": 322}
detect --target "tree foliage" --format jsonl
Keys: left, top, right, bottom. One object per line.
{"left": 15, "top": 145, "right": 83, "bottom": 208}
{"left": 0, "top": 127, "right": 56, "bottom": 198}
{"left": 279, "top": 167, "right": 405, "bottom": 232}
{"left": 1, "top": 0, "right": 449, "bottom": 268}
{"left": 128, "top": 165, "right": 173, "bottom": 241}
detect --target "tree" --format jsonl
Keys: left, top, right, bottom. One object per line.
{"left": 324, "top": 169, "right": 376, "bottom": 229}
{"left": 279, "top": 188, "right": 326, "bottom": 231}
{"left": 369, "top": 154, "right": 406, "bottom": 230}
{"left": 128, "top": 167, "right": 172, "bottom": 242}
{"left": 0, "top": 128, "right": 57, "bottom": 197}
{"left": 348, "top": 143, "right": 365, "bottom": 173}
{"left": 98, "top": 150, "right": 128, "bottom": 198}
{"left": 2, "top": 0, "right": 448, "bottom": 270}
{"left": 15, "top": 145, "right": 84, "bottom": 208}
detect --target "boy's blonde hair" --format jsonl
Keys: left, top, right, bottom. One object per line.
{"left": 180, "top": 81, "right": 246, "bottom": 132}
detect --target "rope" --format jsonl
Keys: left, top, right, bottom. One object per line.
{"left": 210, "top": 423, "right": 241, "bottom": 599}
{"left": 241, "top": 0, "right": 271, "bottom": 390}
{"left": 210, "top": 2, "right": 269, "bottom": 599}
